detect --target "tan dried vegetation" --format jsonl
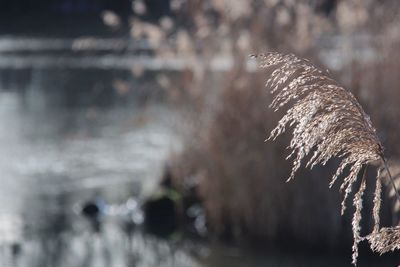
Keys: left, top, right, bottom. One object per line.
{"left": 255, "top": 52, "right": 400, "bottom": 265}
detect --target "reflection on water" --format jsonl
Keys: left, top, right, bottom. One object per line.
{"left": 0, "top": 90, "right": 178, "bottom": 206}
{"left": 15, "top": 200, "right": 202, "bottom": 267}
{"left": 0, "top": 59, "right": 200, "bottom": 266}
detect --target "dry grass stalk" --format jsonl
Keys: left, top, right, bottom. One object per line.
{"left": 378, "top": 159, "right": 400, "bottom": 212}
{"left": 373, "top": 169, "right": 382, "bottom": 233}
{"left": 367, "top": 226, "right": 400, "bottom": 254}
{"left": 352, "top": 176, "right": 366, "bottom": 265}
{"left": 254, "top": 52, "right": 400, "bottom": 264}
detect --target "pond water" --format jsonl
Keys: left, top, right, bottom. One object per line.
{"left": 0, "top": 48, "right": 196, "bottom": 266}
{"left": 0, "top": 37, "right": 395, "bottom": 267}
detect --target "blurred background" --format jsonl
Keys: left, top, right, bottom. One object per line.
{"left": 0, "top": 0, "right": 400, "bottom": 266}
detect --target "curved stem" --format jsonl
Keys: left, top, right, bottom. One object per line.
{"left": 381, "top": 157, "right": 400, "bottom": 205}
{"left": 362, "top": 164, "right": 368, "bottom": 183}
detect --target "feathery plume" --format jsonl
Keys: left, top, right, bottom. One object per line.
{"left": 373, "top": 169, "right": 382, "bottom": 233}
{"left": 352, "top": 177, "right": 366, "bottom": 265}
{"left": 368, "top": 226, "right": 400, "bottom": 254}
{"left": 254, "top": 52, "right": 400, "bottom": 264}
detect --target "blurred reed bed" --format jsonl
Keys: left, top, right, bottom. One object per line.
{"left": 124, "top": 0, "right": 400, "bottom": 255}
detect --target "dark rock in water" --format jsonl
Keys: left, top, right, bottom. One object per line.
{"left": 145, "top": 166, "right": 208, "bottom": 239}
{"left": 81, "top": 201, "right": 100, "bottom": 219}
{"left": 143, "top": 193, "right": 178, "bottom": 238}
{"left": 80, "top": 199, "right": 105, "bottom": 233}
{"left": 142, "top": 165, "right": 180, "bottom": 237}
{"left": 11, "top": 243, "right": 22, "bottom": 257}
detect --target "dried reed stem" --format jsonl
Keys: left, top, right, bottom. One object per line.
{"left": 254, "top": 52, "right": 400, "bottom": 265}
{"left": 381, "top": 157, "right": 400, "bottom": 205}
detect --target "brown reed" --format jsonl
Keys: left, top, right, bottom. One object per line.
{"left": 254, "top": 52, "right": 400, "bottom": 265}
